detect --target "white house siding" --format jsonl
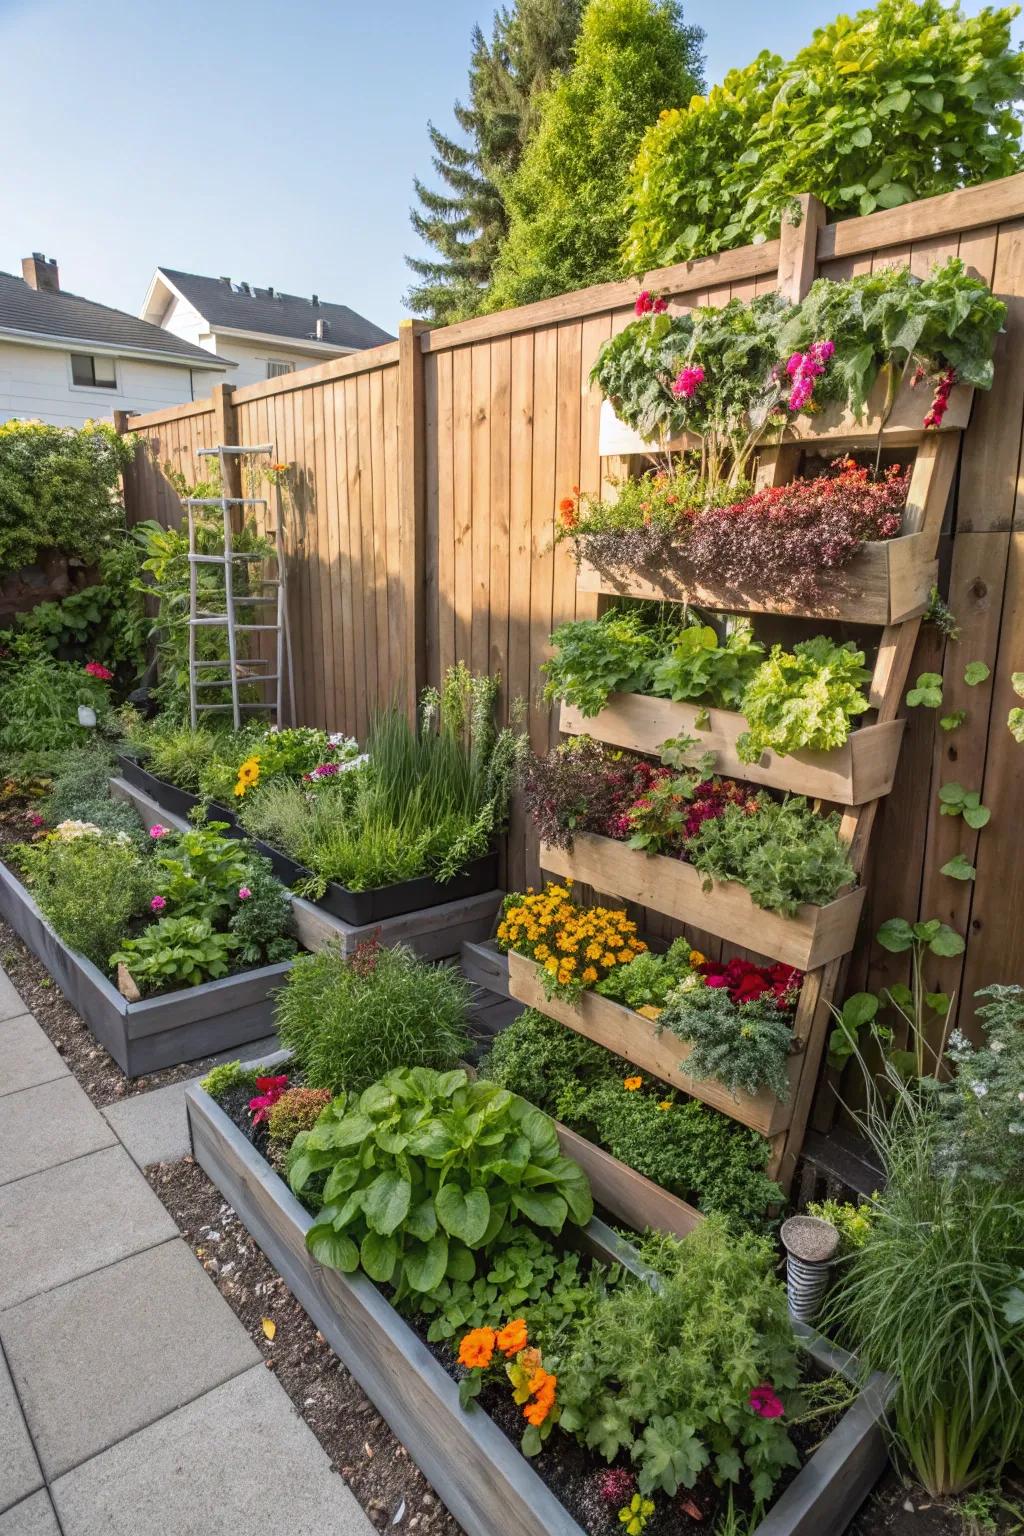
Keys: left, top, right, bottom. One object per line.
{"left": 204, "top": 333, "right": 342, "bottom": 389}
{"left": 0, "top": 339, "right": 212, "bottom": 427}
{"left": 158, "top": 292, "right": 208, "bottom": 349}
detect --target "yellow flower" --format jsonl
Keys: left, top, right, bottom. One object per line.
{"left": 581, "top": 966, "right": 598, "bottom": 985}
{"left": 617, "top": 950, "right": 635, "bottom": 964}
{"left": 534, "top": 944, "right": 550, "bottom": 962}
{"left": 689, "top": 949, "right": 706, "bottom": 966}
{"left": 657, "top": 1100, "right": 672, "bottom": 1111}
{"left": 602, "top": 952, "right": 616, "bottom": 968}
{"left": 623, "top": 1076, "right": 643, "bottom": 1092}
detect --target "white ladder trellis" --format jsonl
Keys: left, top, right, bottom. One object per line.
{"left": 186, "top": 443, "right": 293, "bottom": 731}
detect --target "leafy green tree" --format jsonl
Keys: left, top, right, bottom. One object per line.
{"left": 485, "top": 0, "right": 704, "bottom": 310}
{"left": 405, "top": 0, "right": 584, "bottom": 325}
{"left": 626, "top": 0, "right": 1024, "bottom": 270}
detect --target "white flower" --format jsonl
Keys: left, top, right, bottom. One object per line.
{"left": 947, "top": 1029, "right": 970, "bottom": 1052}
{"left": 971, "top": 1081, "right": 989, "bottom": 1098}
{"left": 53, "top": 819, "right": 103, "bottom": 840}
{"left": 990, "top": 1039, "right": 1006, "bottom": 1053}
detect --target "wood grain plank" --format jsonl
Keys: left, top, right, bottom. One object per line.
{"left": 470, "top": 342, "right": 492, "bottom": 677}
{"left": 452, "top": 348, "right": 474, "bottom": 668}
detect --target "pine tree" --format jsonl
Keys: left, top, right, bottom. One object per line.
{"left": 405, "top": 0, "right": 583, "bottom": 326}
{"left": 485, "top": 0, "right": 704, "bottom": 312}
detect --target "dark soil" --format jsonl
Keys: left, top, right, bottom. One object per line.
{"left": 849, "top": 1470, "right": 1024, "bottom": 1536}
{"left": 146, "top": 1154, "right": 463, "bottom": 1536}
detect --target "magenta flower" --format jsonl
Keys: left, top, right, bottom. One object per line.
{"left": 749, "top": 1384, "right": 785, "bottom": 1419}
{"left": 238, "top": 885, "right": 252, "bottom": 901}
{"left": 633, "top": 290, "right": 667, "bottom": 317}
{"left": 84, "top": 661, "right": 114, "bottom": 681}
{"left": 28, "top": 812, "right": 45, "bottom": 828}
{"left": 149, "top": 824, "right": 167, "bottom": 839}
{"left": 150, "top": 895, "right": 166, "bottom": 912}
{"left": 248, "top": 1074, "right": 290, "bottom": 1125}
{"left": 672, "top": 364, "right": 705, "bottom": 400}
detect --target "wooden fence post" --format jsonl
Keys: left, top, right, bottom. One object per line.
{"left": 398, "top": 319, "right": 431, "bottom": 723}
{"left": 777, "top": 193, "right": 826, "bottom": 304}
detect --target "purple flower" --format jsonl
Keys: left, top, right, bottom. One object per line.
{"left": 149, "top": 824, "right": 167, "bottom": 839}
{"left": 238, "top": 886, "right": 252, "bottom": 901}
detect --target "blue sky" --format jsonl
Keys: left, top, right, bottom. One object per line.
{"left": 0, "top": 0, "right": 1009, "bottom": 334}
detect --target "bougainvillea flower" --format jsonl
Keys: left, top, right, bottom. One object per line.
{"left": 749, "top": 1383, "right": 785, "bottom": 1419}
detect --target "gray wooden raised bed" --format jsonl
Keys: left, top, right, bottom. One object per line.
{"left": 0, "top": 862, "right": 290, "bottom": 1076}
{"left": 186, "top": 1065, "right": 893, "bottom": 1536}
{"left": 111, "top": 776, "right": 502, "bottom": 963}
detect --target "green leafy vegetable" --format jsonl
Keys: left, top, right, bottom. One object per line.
{"left": 737, "top": 638, "right": 870, "bottom": 762}
{"left": 651, "top": 622, "right": 764, "bottom": 710}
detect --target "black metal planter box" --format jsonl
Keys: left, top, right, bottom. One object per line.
{"left": 0, "top": 863, "right": 290, "bottom": 1077}
{"left": 114, "top": 755, "right": 499, "bottom": 926}
{"left": 186, "top": 1072, "right": 893, "bottom": 1536}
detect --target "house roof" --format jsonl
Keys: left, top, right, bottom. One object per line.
{"left": 154, "top": 268, "right": 394, "bottom": 350}
{"left": 0, "top": 270, "right": 229, "bottom": 368}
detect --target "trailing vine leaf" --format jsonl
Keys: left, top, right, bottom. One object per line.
{"left": 964, "top": 661, "right": 991, "bottom": 686}
{"left": 1009, "top": 673, "right": 1024, "bottom": 742}
{"left": 938, "top": 782, "right": 990, "bottom": 828}
{"left": 939, "top": 710, "right": 966, "bottom": 732}
{"left": 941, "top": 853, "right": 977, "bottom": 881}
{"left": 876, "top": 917, "right": 965, "bottom": 957}
{"left": 906, "top": 672, "right": 944, "bottom": 708}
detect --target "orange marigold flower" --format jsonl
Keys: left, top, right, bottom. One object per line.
{"left": 624, "top": 1075, "right": 643, "bottom": 1092}
{"left": 458, "top": 1327, "right": 496, "bottom": 1370}
{"left": 496, "top": 1318, "right": 528, "bottom": 1357}
{"left": 523, "top": 1367, "right": 557, "bottom": 1426}
{"left": 558, "top": 497, "right": 575, "bottom": 513}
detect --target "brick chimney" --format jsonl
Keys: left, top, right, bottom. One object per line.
{"left": 22, "top": 253, "right": 59, "bottom": 292}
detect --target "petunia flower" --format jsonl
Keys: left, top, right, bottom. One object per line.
{"left": 749, "top": 1383, "right": 785, "bottom": 1419}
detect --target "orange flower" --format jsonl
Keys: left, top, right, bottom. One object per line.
{"left": 496, "top": 1318, "right": 529, "bottom": 1357}
{"left": 523, "top": 1367, "right": 557, "bottom": 1426}
{"left": 624, "top": 1075, "right": 643, "bottom": 1092}
{"left": 458, "top": 1327, "right": 496, "bottom": 1370}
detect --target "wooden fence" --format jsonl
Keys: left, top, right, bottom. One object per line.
{"left": 121, "top": 170, "right": 1024, "bottom": 1061}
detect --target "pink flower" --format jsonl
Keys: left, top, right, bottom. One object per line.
{"left": 238, "top": 885, "right": 252, "bottom": 901}
{"left": 27, "top": 813, "right": 45, "bottom": 828}
{"left": 634, "top": 290, "right": 667, "bottom": 317}
{"left": 749, "top": 1384, "right": 785, "bottom": 1419}
{"left": 671, "top": 365, "right": 705, "bottom": 400}
{"left": 248, "top": 1074, "right": 289, "bottom": 1125}
{"left": 149, "top": 824, "right": 167, "bottom": 839}
{"left": 84, "top": 661, "right": 114, "bottom": 681}
{"left": 150, "top": 895, "right": 166, "bottom": 912}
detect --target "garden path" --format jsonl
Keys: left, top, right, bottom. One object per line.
{"left": 0, "top": 963, "right": 374, "bottom": 1536}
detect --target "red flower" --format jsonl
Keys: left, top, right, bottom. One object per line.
{"left": 248, "top": 1074, "right": 290, "bottom": 1125}
{"left": 84, "top": 661, "right": 114, "bottom": 681}
{"left": 749, "top": 1383, "right": 785, "bottom": 1419}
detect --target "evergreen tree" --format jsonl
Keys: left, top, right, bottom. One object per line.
{"left": 405, "top": 0, "right": 584, "bottom": 326}
{"left": 485, "top": 0, "right": 704, "bottom": 311}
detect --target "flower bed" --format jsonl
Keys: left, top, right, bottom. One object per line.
{"left": 185, "top": 1066, "right": 892, "bottom": 1536}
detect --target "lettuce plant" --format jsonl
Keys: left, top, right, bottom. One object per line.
{"left": 289, "top": 1066, "right": 593, "bottom": 1295}
{"left": 737, "top": 638, "right": 871, "bottom": 762}
{"left": 110, "top": 915, "right": 239, "bottom": 993}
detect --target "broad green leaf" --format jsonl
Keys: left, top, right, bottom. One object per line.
{"left": 1012, "top": 673, "right": 1024, "bottom": 699}
{"left": 360, "top": 1231, "right": 398, "bottom": 1283}
{"left": 925, "top": 991, "right": 951, "bottom": 1015}
{"left": 877, "top": 917, "right": 915, "bottom": 952}
{"left": 887, "top": 1048, "right": 919, "bottom": 1081}
{"left": 1002, "top": 1282, "right": 1024, "bottom": 1326}
{"left": 887, "top": 982, "right": 914, "bottom": 1011}
{"left": 964, "top": 661, "right": 990, "bottom": 686}
{"left": 362, "top": 1169, "right": 413, "bottom": 1236}
{"left": 939, "top": 710, "right": 966, "bottom": 732}
{"left": 324, "top": 1112, "right": 375, "bottom": 1149}
{"left": 928, "top": 923, "right": 965, "bottom": 957}
{"left": 511, "top": 1187, "right": 568, "bottom": 1232}
{"left": 435, "top": 1184, "right": 491, "bottom": 1246}
{"left": 963, "top": 803, "right": 991, "bottom": 829}
{"left": 906, "top": 673, "right": 943, "bottom": 708}
{"left": 307, "top": 1223, "right": 359, "bottom": 1273}
{"left": 843, "top": 992, "right": 879, "bottom": 1029}
{"left": 403, "top": 1233, "right": 449, "bottom": 1293}
{"left": 941, "top": 853, "right": 976, "bottom": 881}
{"left": 404, "top": 1195, "right": 438, "bottom": 1243}
{"left": 445, "top": 1242, "right": 476, "bottom": 1282}
{"left": 1009, "top": 707, "right": 1024, "bottom": 743}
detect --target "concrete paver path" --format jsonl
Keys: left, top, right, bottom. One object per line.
{"left": 0, "top": 972, "right": 374, "bottom": 1535}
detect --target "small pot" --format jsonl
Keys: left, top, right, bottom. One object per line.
{"left": 77, "top": 705, "right": 97, "bottom": 728}
{"left": 780, "top": 1215, "right": 840, "bottom": 1324}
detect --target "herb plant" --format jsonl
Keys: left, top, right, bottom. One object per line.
{"left": 275, "top": 941, "right": 471, "bottom": 1094}
{"left": 289, "top": 1066, "right": 593, "bottom": 1292}
{"left": 689, "top": 797, "right": 854, "bottom": 914}
{"left": 542, "top": 606, "right": 677, "bottom": 717}
{"left": 110, "top": 916, "right": 239, "bottom": 993}
{"left": 651, "top": 622, "right": 764, "bottom": 710}
{"left": 938, "top": 985, "right": 1024, "bottom": 1185}
{"left": 18, "top": 828, "right": 153, "bottom": 969}
{"left": 737, "top": 638, "right": 871, "bottom": 761}
{"left": 658, "top": 985, "right": 794, "bottom": 1101}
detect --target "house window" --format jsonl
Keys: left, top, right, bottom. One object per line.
{"left": 70, "top": 353, "right": 117, "bottom": 388}
{"left": 266, "top": 360, "right": 294, "bottom": 379}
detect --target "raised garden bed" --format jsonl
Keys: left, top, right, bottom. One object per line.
{"left": 559, "top": 697, "right": 904, "bottom": 806}
{"left": 0, "top": 860, "right": 290, "bottom": 1076}
{"left": 540, "top": 832, "right": 865, "bottom": 972}
{"left": 507, "top": 949, "right": 798, "bottom": 1136}
{"left": 186, "top": 1068, "right": 893, "bottom": 1536}
{"left": 114, "top": 753, "right": 499, "bottom": 924}
{"left": 575, "top": 530, "right": 935, "bottom": 625}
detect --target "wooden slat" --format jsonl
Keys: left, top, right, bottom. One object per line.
{"left": 228, "top": 340, "right": 400, "bottom": 405}
{"left": 817, "top": 172, "right": 1024, "bottom": 262}
{"left": 554, "top": 1122, "right": 703, "bottom": 1239}
{"left": 540, "top": 833, "right": 866, "bottom": 972}
{"left": 507, "top": 951, "right": 797, "bottom": 1135}
{"left": 470, "top": 342, "right": 491, "bottom": 677}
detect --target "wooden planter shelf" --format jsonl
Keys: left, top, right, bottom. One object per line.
{"left": 560, "top": 696, "right": 905, "bottom": 805}
{"left": 540, "top": 832, "right": 864, "bottom": 972}
{"left": 187, "top": 1067, "right": 893, "bottom": 1536}
{"left": 508, "top": 950, "right": 796, "bottom": 1136}
{"left": 576, "top": 530, "right": 936, "bottom": 626}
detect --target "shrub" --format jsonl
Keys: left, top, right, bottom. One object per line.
{"left": 289, "top": 1066, "right": 593, "bottom": 1294}
{"left": 110, "top": 915, "right": 239, "bottom": 995}
{"left": 266, "top": 1087, "right": 332, "bottom": 1145}
{"left": 38, "top": 747, "right": 145, "bottom": 843}
{"left": 200, "top": 1060, "right": 266, "bottom": 1101}
{"left": 0, "top": 419, "right": 136, "bottom": 577}
{"left": 937, "top": 984, "right": 1024, "bottom": 1184}
{"left": 275, "top": 941, "right": 471, "bottom": 1095}
{"left": 20, "top": 830, "right": 152, "bottom": 969}
{"left": 6, "top": 540, "right": 148, "bottom": 677}
{"left": 625, "top": 0, "right": 1024, "bottom": 268}
{"left": 557, "top": 1219, "right": 800, "bottom": 1498}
